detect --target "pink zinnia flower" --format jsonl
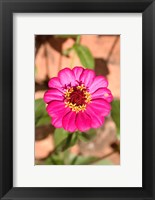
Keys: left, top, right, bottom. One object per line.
{"left": 44, "top": 67, "right": 113, "bottom": 132}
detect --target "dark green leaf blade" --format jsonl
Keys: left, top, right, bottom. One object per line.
{"left": 73, "top": 155, "right": 97, "bottom": 165}
{"left": 55, "top": 132, "right": 78, "bottom": 153}
{"left": 36, "top": 115, "right": 51, "bottom": 127}
{"left": 54, "top": 128, "right": 69, "bottom": 147}
{"left": 73, "top": 156, "right": 113, "bottom": 165}
{"left": 61, "top": 132, "right": 78, "bottom": 151}
{"left": 44, "top": 154, "right": 64, "bottom": 165}
{"left": 93, "top": 159, "right": 113, "bottom": 165}
{"left": 73, "top": 44, "right": 94, "bottom": 69}
{"left": 35, "top": 98, "right": 51, "bottom": 127}
{"left": 62, "top": 47, "right": 73, "bottom": 56}
{"left": 35, "top": 98, "right": 46, "bottom": 120}
{"left": 54, "top": 35, "right": 78, "bottom": 39}
{"left": 78, "top": 131, "right": 96, "bottom": 142}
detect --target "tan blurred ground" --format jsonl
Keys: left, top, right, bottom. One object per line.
{"left": 35, "top": 35, "right": 120, "bottom": 165}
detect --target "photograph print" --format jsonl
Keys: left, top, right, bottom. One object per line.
{"left": 35, "top": 35, "right": 120, "bottom": 165}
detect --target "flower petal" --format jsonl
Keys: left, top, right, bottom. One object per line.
{"left": 47, "top": 101, "right": 70, "bottom": 128}
{"left": 48, "top": 77, "right": 63, "bottom": 91}
{"left": 44, "top": 89, "right": 64, "bottom": 104}
{"left": 85, "top": 105, "right": 105, "bottom": 128}
{"left": 62, "top": 111, "right": 77, "bottom": 132}
{"left": 76, "top": 111, "right": 91, "bottom": 132}
{"left": 91, "top": 88, "right": 113, "bottom": 103}
{"left": 58, "top": 67, "right": 76, "bottom": 86}
{"left": 46, "top": 100, "right": 67, "bottom": 117}
{"left": 80, "top": 69, "right": 95, "bottom": 87}
{"left": 90, "top": 99, "right": 111, "bottom": 117}
{"left": 51, "top": 117, "right": 62, "bottom": 128}
{"left": 89, "top": 76, "right": 108, "bottom": 93}
{"left": 72, "top": 66, "right": 84, "bottom": 81}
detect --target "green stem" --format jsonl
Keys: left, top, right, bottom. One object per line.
{"left": 76, "top": 35, "right": 81, "bottom": 44}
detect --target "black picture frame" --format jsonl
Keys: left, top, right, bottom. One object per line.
{"left": 0, "top": 0, "right": 155, "bottom": 199}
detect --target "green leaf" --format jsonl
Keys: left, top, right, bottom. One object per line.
{"left": 44, "top": 157, "right": 53, "bottom": 165}
{"left": 35, "top": 98, "right": 51, "bottom": 127}
{"left": 54, "top": 128, "right": 69, "bottom": 146}
{"left": 51, "top": 154, "right": 64, "bottom": 165}
{"left": 62, "top": 132, "right": 78, "bottom": 151}
{"left": 44, "top": 153, "right": 113, "bottom": 165}
{"left": 62, "top": 47, "right": 73, "bottom": 56}
{"left": 70, "top": 155, "right": 79, "bottom": 165}
{"left": 35, "top": 98, "right": 46, "bottom": 119}
{"left": 78, "top": 133, "right": 90, "bottom": 142}
{"left": 73, "top": 44, "right": 94, "bottom": 69}
{"left": 86, "top": 129, "right": 96, "bottom": 139}
{"left": 75, "top": 35, "right": 81, "bottom": 44}
{"left": 69, "top": 132, "right": 78, "bottom": 146}
{"left": 78, "top": 131, "right": 96, "bottom": 142}
{"left": 61, "top": 150, "right": 78, "bottom": 165}
{"left": 55, "top": 132, "right": 78, "bottom": 153}
{"left": 36, "top": 115, "right": 51, "bottom": 127}
{"left": 54, "top": 35, "right": 78, "bottom": 39}
{"left": 73, "top": 155, "right": 98, "bottom": 165}
{"left": 94, "top": 159, "right": 113, "bottom": 165}
{"left": 117, "top": 131, "right": 120, "bottom": 139}
{"left": 111, "top": 100, "right": 120, "bottom": 138}
{"left": 44, "top": 154, "right": 64, "bottom": 165}
{"left": 72, "top": 155, "right": 113, "bottom": 165}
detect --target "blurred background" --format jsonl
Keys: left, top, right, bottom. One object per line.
{"left": 35, "top": 35, "right": 120, "bottom": 165}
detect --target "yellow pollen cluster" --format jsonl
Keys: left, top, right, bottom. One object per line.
{"left": 64, "top": 84, "right": 92, "bottom": 113}
{"left": 65, "top": 102, "right": 86, "bottom": 113}
{"left": 64, "top": 87, "right": 74, "bottom": 98}
{"left": 85, "top": 91, "right": 92, "bottom": 103}
{"left": 77, "top": 84, "right": 86, "bottom": 91}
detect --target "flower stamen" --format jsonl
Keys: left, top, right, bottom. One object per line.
{"left": 64, "top": 84, "right": 91, "bottom": 113}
